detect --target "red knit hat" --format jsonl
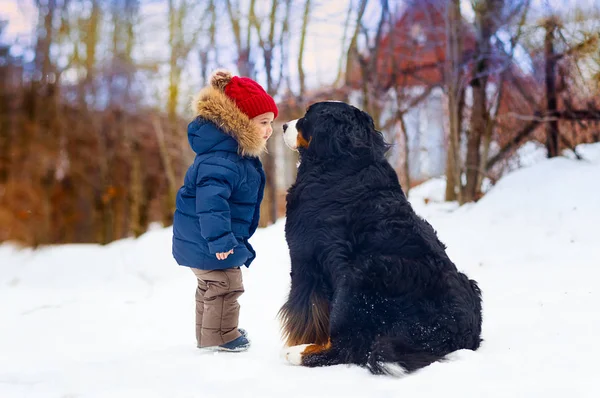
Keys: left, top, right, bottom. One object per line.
{"left": 210, "top": 70, "right": 278, "bottom": 119}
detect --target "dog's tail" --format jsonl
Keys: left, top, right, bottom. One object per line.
{"left": 366, "top": 337, "right": 447, "bottom": 376}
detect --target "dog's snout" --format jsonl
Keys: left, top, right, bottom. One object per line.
{"left": 283, "top": 123, "right": 288, "bottom": 132}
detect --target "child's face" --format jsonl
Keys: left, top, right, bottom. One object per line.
{"left": 251, "top": 112, "right": 275, "bottom": 141}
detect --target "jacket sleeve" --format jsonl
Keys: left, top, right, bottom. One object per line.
{"left": 195, "top": 158, "right": 240, "bottom": 254}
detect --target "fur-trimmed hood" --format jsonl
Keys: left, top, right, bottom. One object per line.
{"left": 189, "top": 86, "right": 265, "bottom": 158}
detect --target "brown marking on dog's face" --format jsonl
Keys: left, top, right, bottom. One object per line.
{"left": 296, "top": 128, "right": 312, "bottom": 149}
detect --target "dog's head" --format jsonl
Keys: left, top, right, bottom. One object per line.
{"left": 283, "top": 101, "right": 389, "bottom": 160}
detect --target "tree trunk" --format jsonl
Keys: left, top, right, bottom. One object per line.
{"left": 444, "top": 0, "right": 464, "bottom": 203}
{"left": 465, "top": 88, "right": 486, "bottom": 202}
{"left": 0, "top": 58, "right": 10, "bottom": 184}
{"left": 478, "top": 76, "right": 504, "bottom": 191}
{"left": 227, "top": 0, "right": 256, "bottom": 79}
{"left": 335, "top": 1, "right": 353, "bottom": 86}
{"left": 465, "top": 0, "right": 498, "bottom": 202}
{"left": 35, "top": 0, "right": 56, "bottom": 85}
{"left": 344, "top": 0, "right": 368, "bottom": 85}
{"left": 297, "top": 0, "right": 311, "bottom": 99}
{"left": 544, "top": 19, "right": 559, "bottom": 158}
{"left": 167, "top": 0, "right": 181, "bottom": 125}
{"left": 398, "top": 113, "right": 411, "bottom": 194}
{"left": 153, "top": 118, "right": 177, "bottom": 225}
{"left": 130, "top": 141, "right": 145, "bottom": 237}
{"left": 259, "top": 141, "right": 277, "bottom": 227}
{"left": 85, "top": 1, "right": 100, "bottom": 88}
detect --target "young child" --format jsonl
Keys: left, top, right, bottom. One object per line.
{"left": 172, "top": 69, "right": 277, "bottom": 352}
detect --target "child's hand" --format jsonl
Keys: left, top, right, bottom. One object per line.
{"left": 216, "top": 249, "right": 234, "bottom": 260}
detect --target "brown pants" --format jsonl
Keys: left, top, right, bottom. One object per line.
{"left": 192, "top": 267, "right": 244, "bottom": 347}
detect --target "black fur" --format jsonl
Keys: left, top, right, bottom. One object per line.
{"left": 281, "top": 102, "right": 483, "bottom": 375}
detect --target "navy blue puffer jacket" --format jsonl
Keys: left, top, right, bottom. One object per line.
{"left": 172, "top": 84, "right": 266, "bottom": 270}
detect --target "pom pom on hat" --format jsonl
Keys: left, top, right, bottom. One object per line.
{"left": 210, "top": 69, "right": 233, "bottom": 91}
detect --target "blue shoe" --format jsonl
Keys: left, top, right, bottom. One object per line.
{"left": 214, "top": 335, "right": 251, "bottom": 352}
{"left": 198, "top": 330, "right": 250, "bottom": 351}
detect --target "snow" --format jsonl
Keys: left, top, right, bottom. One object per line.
{"left": 2, "top": 144, "right": 600, "bottom": 397}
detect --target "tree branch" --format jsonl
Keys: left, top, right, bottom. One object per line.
{"left": 486, "top": 116, "right": 542, "bottom": 171}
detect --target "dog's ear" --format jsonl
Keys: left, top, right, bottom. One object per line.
{"left": 310, "top": 111, "right": 360, "bottom": 159}
{"left": 308, "top": 104, "right": 389, "bottom": 160}
{"left": 355, "top": 108, "right": 390, "bottom": 158}
{"left": 355, "top": 108, "right": 375, "bottom": 129}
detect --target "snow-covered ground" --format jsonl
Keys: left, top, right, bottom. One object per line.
{"left": 1, "top": 144, "right": 599, "bottom": 398}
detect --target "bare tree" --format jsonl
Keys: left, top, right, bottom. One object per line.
{"left": 226, "top": 0, "right": 256, "bottom": 78}
{"left": 463, "top": 0, "right": 515, "bottom": 202}
{"left": 168, "top": 0, "right": 205, "bottom": 123}
{"left": 543, "top": 17, "right": 560, "bottom": 158}
{"left": 444, "top": 0, "right": 532, "bottom": 202}
{"left": 484, "top": 6, "right": 600, "bottom": 171}
{"left": 334, "top": 1, "right": 355, "bottom": 87}
{"left": 198, "top": 0, "right": 217, "bottom": 86}
{"left": 297, "top": 0, "right": 311, "bottom": 99}
{"left": 444, "top": 0, "right": 465, "bottom": 202}
{"left": 345, "top": 0, "right": 369, "bottom": 86}
{"left": 477, "top": 1, "right": 531, "bottom": 190}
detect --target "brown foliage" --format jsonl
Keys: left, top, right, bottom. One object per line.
{"left": 0, "top": 82, "right": 188, "bottom": 245}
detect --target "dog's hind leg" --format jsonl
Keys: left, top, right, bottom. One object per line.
{"left": 283, "top": 282, "right": 373, "bottom": 369}
{"left": 278, "top": 273, "right": 330, "bottom": 347}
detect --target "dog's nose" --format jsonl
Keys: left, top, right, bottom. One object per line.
{"left": 282, "top": 123, "right": 288, "bottom": 132}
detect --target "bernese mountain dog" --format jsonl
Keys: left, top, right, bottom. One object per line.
{"left": 278, "top": 101, "right": 482, "bottom": 375}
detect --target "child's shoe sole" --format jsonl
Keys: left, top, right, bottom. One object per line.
{"left": 200, "top": 344, "right": 250, "bottom": 352}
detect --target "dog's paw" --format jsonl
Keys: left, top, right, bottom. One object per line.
{"left": 282, "top": 344, "right": 311, "bottom": 365}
